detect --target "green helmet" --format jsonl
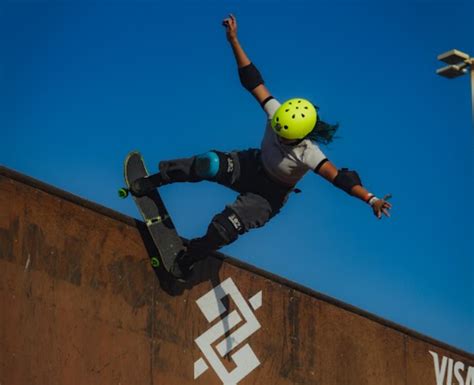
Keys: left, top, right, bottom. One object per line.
{"left": 271, "top": 98, "right": 318, "bottom": 140}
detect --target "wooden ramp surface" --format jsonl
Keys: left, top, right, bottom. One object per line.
{"left": 0, "top": 166, "right": 472, "bottom": 385}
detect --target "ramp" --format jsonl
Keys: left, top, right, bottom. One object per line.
{"left": 0, "top": 166, "right": 472, "bottom": 384}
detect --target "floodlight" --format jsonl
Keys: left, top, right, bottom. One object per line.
{"left": 436, "top": 49, "right": 474, "bottom": 126}
{"left": 437, "top": 49, "right": 470, "bottom": 65}
{"left": 436, "top": 64, "right": 468, "bottom": 79}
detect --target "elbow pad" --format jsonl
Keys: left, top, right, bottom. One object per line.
{"left": 238, "top": 62, "right": 264, "bottom": 91}
{"left": 333, "top": 168, "right": 362, "bottom": 194}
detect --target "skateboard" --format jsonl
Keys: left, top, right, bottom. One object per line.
{"left": 119, "top": 151, "right": 185, "bottom": 276}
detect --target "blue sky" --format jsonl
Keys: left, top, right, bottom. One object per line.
{"left": 2, "top": 0, "right": 473, "bottom": 352}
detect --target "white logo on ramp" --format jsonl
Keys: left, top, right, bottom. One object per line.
{"left": 194, "top": 277, "right": 263, "bottom": 385}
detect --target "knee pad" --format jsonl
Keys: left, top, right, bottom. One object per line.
{"left": 194, "top": 150, "right": 236, "bottom": 184}
{"left": 194, "top": 151, "right": 220, "bottom": 179}
{"left": 189, "top": 209, "right": 244, "bottom": 254}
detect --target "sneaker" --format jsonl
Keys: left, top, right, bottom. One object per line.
{"left": 169, "top": 250, "right": 196, "bottom": 282}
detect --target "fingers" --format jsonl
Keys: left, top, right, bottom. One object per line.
{"left": 381, "top": 194, "right": 393, "bottom": 209}
{"left": 222, "top": 14, "right": 237, "bottom": 29}
{"left": 374, "top": 199, "right": 392, "bottom": 219}
{"left": 378, "top": 206, "right": 391, "bottom": 218}
{"left": 375, "top": 209, "right": 388, "bottom": 219}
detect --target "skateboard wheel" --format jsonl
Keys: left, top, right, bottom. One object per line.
{"left": 151, "top": 257, "right": 160, "bottom": 267}
{"left": 118, "top": 188, "right": 129, "bottom": 199}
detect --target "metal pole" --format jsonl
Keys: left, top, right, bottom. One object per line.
{"left": 471, "top": 61, "right": 474, "bottom": 128}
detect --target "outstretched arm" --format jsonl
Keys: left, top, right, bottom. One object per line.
{"left": 317, "top": 160, "right": 392, "bottom": 219}
{"left": 223, "top": 14, "right": 272, "bottom": 106}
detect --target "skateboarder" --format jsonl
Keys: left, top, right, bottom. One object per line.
{"left": 130, "top": 14, "right": 392, "bottom": 279}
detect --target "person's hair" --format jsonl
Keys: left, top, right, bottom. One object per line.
{"left": 305, "top": 118, "right": 339, "bottom": 145}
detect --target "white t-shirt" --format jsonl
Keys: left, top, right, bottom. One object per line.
{"left": 260, "top": 98, "right": 327, "bottom": 186}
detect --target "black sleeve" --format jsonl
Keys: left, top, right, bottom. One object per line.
{"left": 260, "top": 96, "right": 275, "bottom": 109}
{"left": 238, "top": 62, "right": 264, "bottom": 91}
{"left": 314, "top": 158, "right": 329, "bottom": 174}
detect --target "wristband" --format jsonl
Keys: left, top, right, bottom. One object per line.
{"left": 368, "top": 196, "right": 380, "bottom": 207}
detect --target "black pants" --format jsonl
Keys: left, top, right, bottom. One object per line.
{"left": 159, "top": 148, "right": 294, "bottom": 256}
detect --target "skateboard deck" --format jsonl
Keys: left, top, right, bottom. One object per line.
{"left": 120, "top": 151, "right": 184, "bottom": 273}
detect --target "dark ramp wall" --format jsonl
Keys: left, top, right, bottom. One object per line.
{"left": 0, "top": 166, "right": 472, "bottom": 385}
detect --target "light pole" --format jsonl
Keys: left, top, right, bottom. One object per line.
{"left": 436, "top": 49, "right": 474, "bottom": 127}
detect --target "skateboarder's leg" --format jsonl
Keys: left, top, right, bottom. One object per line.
{"left": 130, "top": 150, "right": 240, "bottom": 196}
{"left": 177, "top": 192, "right": 286, "bottom": 274}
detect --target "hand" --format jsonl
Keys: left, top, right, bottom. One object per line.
{"left": 372, "top": 194, "right": 392, "bottom": 219}
{"left": 222, "top": 14, "right": 238, "bottom": 42}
